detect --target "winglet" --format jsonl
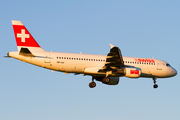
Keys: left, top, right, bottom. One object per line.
{"left": 109, "top": 43, "right": 115, "bottom": 48}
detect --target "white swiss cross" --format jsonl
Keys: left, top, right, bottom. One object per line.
{"left": 17, "top": 29, "right": 30, "bottom": 42}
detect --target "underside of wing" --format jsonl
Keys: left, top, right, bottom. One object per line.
{"left": 99, "top": 44, "right": 124, "bottom": 72}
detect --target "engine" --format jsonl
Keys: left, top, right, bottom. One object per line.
{"left": 117, "top": 67, "right": 141, "bottom": 78}
{"left": 95, "top": 77, "right": 119, "bottom": 85}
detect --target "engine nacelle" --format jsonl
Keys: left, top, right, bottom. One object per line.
{"left": 124, "top": 67, "right": 141, "bottom": 78}
{"left": 95, "top": 77, "right": 119, "bottom": 85}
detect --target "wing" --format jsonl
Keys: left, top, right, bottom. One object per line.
{"left": 100, "top": 44, "right": 124, "bottom": 71}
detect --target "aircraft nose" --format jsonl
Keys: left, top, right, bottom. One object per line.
{"left": 172, "top": 68, "right": 177, "bottom": 77}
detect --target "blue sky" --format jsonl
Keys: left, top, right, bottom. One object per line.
{"left": 1, "top": 0, "right": 180, "bottom": 120}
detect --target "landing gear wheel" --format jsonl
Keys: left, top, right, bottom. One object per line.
{"left": 89, "top": 82, "right": 96, "bottom": 88}
{"left": 102, "top": 77, "right": 110, "bottom": 84}
{"left": 152, "top": 77, "right": 158, "bottom": 89}
{"left": 153, "top": 84, "right": 158, "bottom": 89}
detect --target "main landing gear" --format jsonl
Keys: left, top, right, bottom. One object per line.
{"left": 102, "top": 77, "right": 110, "bottom": 84}
{"left": 153, "top": 77, "right": 158, "bottom": 89}
{"left": 89, "top": 77, "right": 110, "bottom": 88}
{"left": 89, "top": 77, "right": 96, "bottom": 88}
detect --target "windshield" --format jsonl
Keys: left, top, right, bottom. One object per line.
{"left": 166, "top": 63, "right": 171, "bottom": 67}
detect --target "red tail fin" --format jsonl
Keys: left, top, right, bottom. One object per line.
{"left": 12, "top": 20, "right": 40, "bottom": 48}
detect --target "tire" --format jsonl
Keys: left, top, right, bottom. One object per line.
{"left": 153, "top": 84, "right": 158, "bottom": 89}
{"left": 89, "top": 82, "right": 96, "bottom": 88}
{"left": 102, "top": 77, "right": 110, "bottom": 83}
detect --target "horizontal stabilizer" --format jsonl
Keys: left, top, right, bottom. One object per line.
{"left": 4, "top": 56, "right": 11, "bottom": 58}
{"left": 19, "top": 48, "right": 34, "bottom": 57}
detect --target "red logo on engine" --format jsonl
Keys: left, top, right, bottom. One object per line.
{"left": 130, "top": 70, "right": 139, "bottom": 74}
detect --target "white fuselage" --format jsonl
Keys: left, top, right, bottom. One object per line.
{"left": 8, "top": 20, "right": 177, "bottom": 88}
{"left": 8, "top": 50, "right": 177, "bottom": 78}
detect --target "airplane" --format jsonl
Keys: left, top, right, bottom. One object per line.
{"left": 6, "top": 20, "right": 177, "bottom": 89}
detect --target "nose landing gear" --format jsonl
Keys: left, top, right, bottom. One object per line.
{"left": 153, "top": 77, "right": 158, "bottom": 89}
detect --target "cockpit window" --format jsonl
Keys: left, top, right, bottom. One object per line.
{"left": 166, "top": 63, "right": 171, "bottom": 67}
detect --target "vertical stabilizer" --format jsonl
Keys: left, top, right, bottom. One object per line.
{"left": 12, "top": 20, "right": 44, "bottom": 52}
